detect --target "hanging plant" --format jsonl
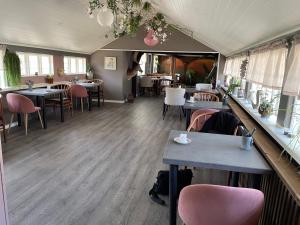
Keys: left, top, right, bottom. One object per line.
{"left": 88, "top": 0, "right": 169, "bottom": 43}
{"left": 145, "top": 13, "right": 169, "bottom": 43}
{"left": 3, "top": 50, "right": 21, "bottom": 86}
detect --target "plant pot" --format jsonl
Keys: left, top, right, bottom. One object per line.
{"left": 258, "top": 106, "right": 272, "bottom": 118}
{"left": 86, "top": 71, "right": 93, "bottom": 80}
{"left": 45, "top": 77, "right": 54, "bottom": 84}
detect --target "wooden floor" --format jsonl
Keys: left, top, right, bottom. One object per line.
{"left": 3, "top": 97, "right": 227, "bottom": 225}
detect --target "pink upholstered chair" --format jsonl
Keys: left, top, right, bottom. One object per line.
{"left": 187, "top": 109, "right": 219, "bottom": 132}
{"left": 6, "top": 93, "right": 43, "bottom": 136}
{"left": 178, "top": 184, "right": 264, "bottom": 225}
{"left": 69, "top": 84, "right": 89, "bottom": 112}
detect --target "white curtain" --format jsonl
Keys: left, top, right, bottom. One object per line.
{"left": 0, "top": 45, "right": 7, "bottom": 88}
{"left": 283, "top": 39, "right": 300, "bottom": 96}
{"left": 223, "top": 55, "right": 246, "bottom": 78}
{"left": 247, "top": 44, "right": 287, "bottom": 89}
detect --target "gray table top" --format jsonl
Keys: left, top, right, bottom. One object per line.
{"left": 163, "top": 130, "right": 272, "bottom": 174}
{"left": 16, "top": 88, "right": 65, "bottom": 96}
{"left": 184, "top": 101, "right": 229, "bottom": 110}
{"left": 185, "top": 87, "right": 219, "bottom": 94}
{"left": 77, "top": 82, "right": 99, "bottom": 88}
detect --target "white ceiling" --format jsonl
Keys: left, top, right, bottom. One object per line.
{"left": 150, "top": 0, "right": 300, "bottom": 56}
{"left": 1, "top": 0, "right": 300, "bottom": 55}
{"left": 0, "top": 0, "right": 114, "bottom": 54}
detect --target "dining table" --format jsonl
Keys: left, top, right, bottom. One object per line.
{"left": 163, "top": 130, "right": 272, "bottom": 225}
{"left": 76, "top": 82, "right": 101, "bottom": 111}
{"left": 184, "top": 87, "right": 219, "bottom": 98}
{"left": 16, "top": 88, "right": 65, "bottom": 129}
{"left": 184, "top": 100, "right": 230, "bottom": 129}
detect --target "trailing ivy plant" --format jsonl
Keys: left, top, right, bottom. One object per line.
{"left": 3, "top": 50, "right": 21, "bottom": 86}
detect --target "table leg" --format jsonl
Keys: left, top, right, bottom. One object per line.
{"left": 60, "top": 93, "right": 64, "bottom": 122}
{"left": 169, "top": 164, "right": 178, "bottom": 225}
{"left": 185, "top": 109, "right": 191, "bottom": 129}
{"left": 232, "top": 172, "right": 240, "bottom": 187}
{"left": 88, "top": 90, "right": 92, "bottom": 111}
{"left": 253, "top": 174, "right": 262, "bottom": 189}
{"left": 41, "top": 96, "right": 47, "bottom": 129}
{"left": 17, "top": 113, "right": 21, "bottom": 126}
{"left": 97, "top": 85, "right": 100, "bottom": 107}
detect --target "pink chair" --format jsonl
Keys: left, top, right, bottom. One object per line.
{"left": 178, "top": 184, "right": 264, "bottom": 225}
{"left": 187, "top": 108, "right": 219, "bottom": 132}
{"left": 69, "top": 84, "right": 89, "bottom": 112}
{"left": 6, "top": 93, "right": 44, "bottom": 136}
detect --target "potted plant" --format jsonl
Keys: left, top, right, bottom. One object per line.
{"left": 226, "top": 77, "right": 240, "bottom": 95}
{"left": 86, "top": 64, "right": 94, "bottom": 80}
{"left": 258, "top": 99, "right": 273, "bottom": 118}
{"left": 3, "top": 50, "right": 21, "bottom": 86}
{"left": 45, "top": 75, "right": 54, "bottom": 84}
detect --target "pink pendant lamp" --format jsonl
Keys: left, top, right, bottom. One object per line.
{"left": 144, "top": 30, "right": 159, "bottom": 47}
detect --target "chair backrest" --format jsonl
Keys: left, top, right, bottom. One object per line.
{"left": 200, "top": 111, "right": 240, "bottom": 135}
{"left": 165, "top": 87, "right": 186, "bottom": 106}
{"left": 196, "top": 83, "right": 212, "bottom": 90}
{"left": 187, "top": 109, "right": 219, "bottom": 132}
{"left": 160, "top": 76, "right": 173, "bottom": 86}
{"left": 140, "top": 76, "right": 153, "bottom": 88}
{"left": 6, "top": 93, "right": 36, "bottom": 113}
{"left": 193, "top": 92, "right": 219, "bottom": 102}
{"left": 51, "top": 84, "right": 71, "bottom": 98}
{"left": 69, "top": 84, "right": 88, "bottom": 98}
{"left": 178, "top": 184, "right": 264, "bottom": 225}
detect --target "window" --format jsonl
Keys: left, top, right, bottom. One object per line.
{"left": 223, "top": 55, "right": 247, "bottom": 78}
{"left": 64, "top": 56, "right": 86, "bottom": 75}
{"left": 138, "top": 53, "right": 147, "bottom": 76}
{"left": 0, "top": 45, "right": 6, "bottom": 88}
{"left": 17, "top": 52, "right": 53, "bottom": 76}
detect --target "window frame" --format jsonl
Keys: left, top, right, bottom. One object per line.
{"left": 17, "top": 52, "right": 54, "bottom": 76}
{"left": 63, "top": 56, "right": 86, "bottom": 75}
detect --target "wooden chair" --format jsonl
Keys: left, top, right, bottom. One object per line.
{"left": 0, "top": 94, "right": 6, "bottom": 143}
{"left": 193, "top": 92, "right": 219, "bottom": 102}
{"left": 46, "top": 84, "right": 73, "bottom": 116}
{"left": 187, "top": 109, "right": 219, "bottom": 132}
{"left": 88, "top": 79, "right": 104, "bottom": 105}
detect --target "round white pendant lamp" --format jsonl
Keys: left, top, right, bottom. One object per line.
{"left": 97, "top": 7, "right": 114, "bottom": 27}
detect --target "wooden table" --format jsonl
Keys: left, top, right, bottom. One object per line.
{"left": 16, "top": 88, "right": 65, "bottom": 129}
{"left": 77, "top": 82, "right": 100, "bottom": 111}
{"left": 183, "top": 101, "right": 230, "bottom": 129}
{"left": 163, "top": 130, "right": 272, "bottom": 225}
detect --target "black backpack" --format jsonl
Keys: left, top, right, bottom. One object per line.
{"left": 149, "top": 169, "right": 193, "bottom": 205}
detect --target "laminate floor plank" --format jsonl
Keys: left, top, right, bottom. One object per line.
{"left": 3, "top": 97, "right": 227, "bottom": 225}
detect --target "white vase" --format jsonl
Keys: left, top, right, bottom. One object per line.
{"left": 87, "top": 71, "right": 93, "bottom": 80}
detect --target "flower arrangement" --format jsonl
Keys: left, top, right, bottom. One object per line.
{"left": 25, "top": 80, "right": 34, "bottom": 90}
{"left": 45, "top": 75, "right": 54, "bottom": 84}
{"left": 258, "top": 99, "right": 273, "bottom": 117}
{"left": 145, "top": 13, "right": 169, "bottom": 44}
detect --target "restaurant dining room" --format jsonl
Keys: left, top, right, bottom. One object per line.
{"left": 0, "top": 0, "right": 300, "bottom": 225}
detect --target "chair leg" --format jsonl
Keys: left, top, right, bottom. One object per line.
{"left": 2, "top": 124, "right": 6, "bottom": 143}
{"left": 24, "top": 113, "right": 28, "bottom": 136}
{"left": 87, "top": 97, "right": 89, "bottom": 110}
{"left": 227, "top": 171, "right": 232, "bottom": 186}
{"left": 37, "top": 110, "right": 44, "bottom": 129}
{"left": 8, "top": 113, "right": 15, "bottom": 134}
{"left": 81, "top": 98, "right": 84, "bottom": 112}
{"left": 163, "top": 104, "right": 168, "bottom": 120}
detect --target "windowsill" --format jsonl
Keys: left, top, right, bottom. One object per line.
{"left": 228, "top": 92, "right": 300, "bottom": 165}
